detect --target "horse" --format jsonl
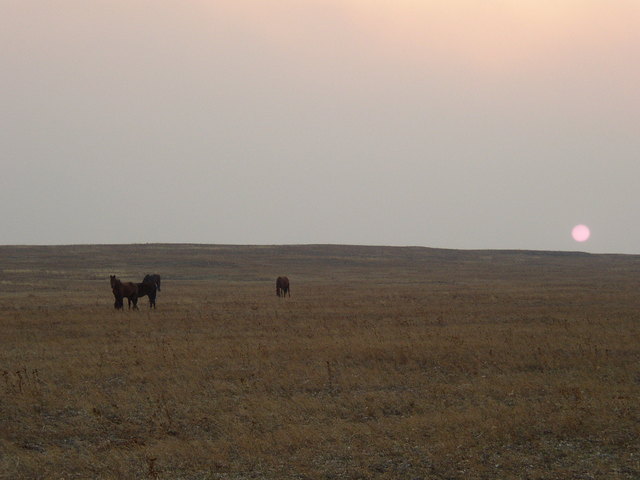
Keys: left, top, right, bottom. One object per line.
{"left": 110, "top": 275, "right": 139, "bottom": 310}
{"left": 276, "top": 276, "right": 290, "bottom": 297}
{"left": 143, "top": 274, "right": 161, "bottom": 292}
{"left": 137, "top": 281, "right": 157, "bottom": 309}
{"left": 110, "top": 275, "right": 123, "bottom": 309}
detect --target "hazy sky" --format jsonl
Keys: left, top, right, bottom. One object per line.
{"left": 2, "top": 1, "right": 639, "bottom": 253}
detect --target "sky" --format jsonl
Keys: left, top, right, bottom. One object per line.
{"left": 2, "top": 1, "right": 639, "bottom": 253}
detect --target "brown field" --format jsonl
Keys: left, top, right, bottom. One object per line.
{"left": 1, "top": 244, "right": 639, "bottom": 479}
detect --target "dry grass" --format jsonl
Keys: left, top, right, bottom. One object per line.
{"left": 1, "top": 244, "right": 639, "bottom": 479}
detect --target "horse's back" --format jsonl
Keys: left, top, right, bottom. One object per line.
{"left": 122, "top": 282, "right": 138, "bottom": 293}
{"left": 143, "top": 274, "right": 161, "bottom": 291}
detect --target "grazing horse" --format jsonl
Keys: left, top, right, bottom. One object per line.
{"left": 110, "top": 275, "right": 139, "bottom": 310}
{"left": 276, "top": 276, "right": 290, "bottom": 297}
{"left": 137, "top": 281, "right": 157, "bottom": 309}
{"left": 143, "top": 274, "right": 161, "bottom": 292}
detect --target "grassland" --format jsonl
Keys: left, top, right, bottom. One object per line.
{"left": 1, "top": 244, "right": 639, "bottom": 479}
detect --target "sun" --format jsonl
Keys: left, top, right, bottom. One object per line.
{"left": 571, "top": 224, "right": 591, "bottom": 243}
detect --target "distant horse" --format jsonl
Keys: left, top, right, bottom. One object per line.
{"left": 137, "top": 281, "right": 157, "bottom": 309}
{"left": 143, "top": 274, "right": 161, "bottom": 292}
{"left": 276, "top": 276, "right": 290, "bottom": 297}
{"left": 110, "top": 275, "right": 123, "bottom": 309}
{"left": 110, "top": 275, "right": 139, "bottom": 310}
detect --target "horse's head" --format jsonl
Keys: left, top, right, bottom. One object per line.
{"left": 110, "top": 275, "right": 117, "bottom": 288}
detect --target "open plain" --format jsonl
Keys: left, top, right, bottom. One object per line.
{"left": 1, "top": 244, "right": 639, "bottom": 479}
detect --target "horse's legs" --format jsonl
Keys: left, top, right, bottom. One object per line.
{"left": 127, "top": 296, "right": 138, "bottom": 309}
{"left": 113, "top": 290, "right": 122, "bottom": 309}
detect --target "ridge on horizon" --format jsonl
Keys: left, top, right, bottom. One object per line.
{"left": 0, "top": 242, "right": 619, "bottom": 257}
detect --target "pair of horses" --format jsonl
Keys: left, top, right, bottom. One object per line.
{"left": 111, "top": 274, "right": 161, "bottom": 310}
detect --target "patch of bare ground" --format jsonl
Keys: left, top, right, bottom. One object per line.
{"left": 1, "top": 244, "right": 639, "bottom": 479}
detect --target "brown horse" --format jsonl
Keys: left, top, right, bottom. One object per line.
{"left": 143, "top": 274, "right": 161, "bottom": 292}
{"left": 110, "top": 275, "right": 139, "bottom": 310}
{"left": 276, "top": 276, "right": 290, "bottom": 297}
{"left": 137, "top": 281, "right": 157, "bottom": 309}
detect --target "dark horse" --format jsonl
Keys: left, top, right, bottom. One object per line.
{"left": 143, "top": 274, "right": 161, "bottom": 292}
{"left": 137, "top": 281, "right": 157, "bottom": 309}
{"left": 276, "top": 276, "right": 290, "bottom": 297}
{"left": 110, "top": 275, "right": 139, "bottom": 310}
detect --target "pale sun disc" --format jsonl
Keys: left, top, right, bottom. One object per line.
{"left": 571, "top": 224, "right": 591, "bottom": 243}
